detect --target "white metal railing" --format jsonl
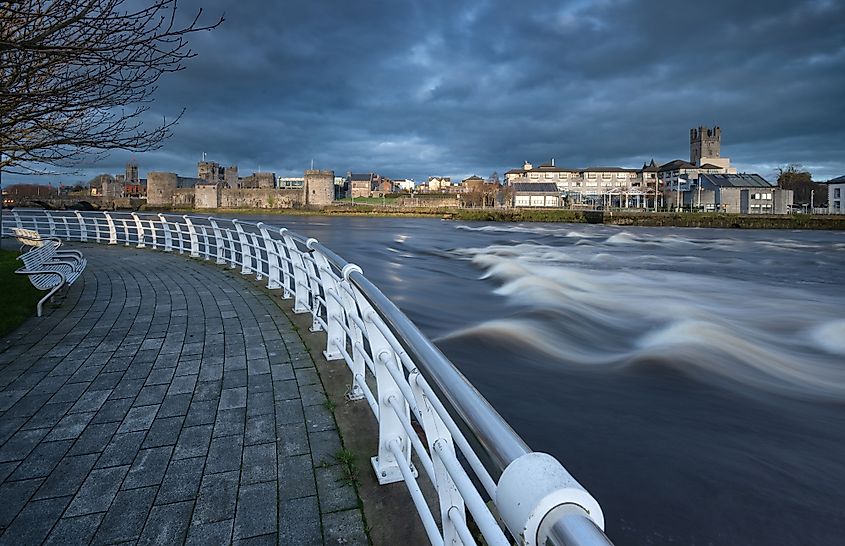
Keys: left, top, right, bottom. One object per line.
{"left": 3, "top": 209, "right": 613, "bottom": 546}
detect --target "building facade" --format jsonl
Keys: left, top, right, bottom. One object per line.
{"left": 824, "top": 175, "right": 845, "bottom": 214}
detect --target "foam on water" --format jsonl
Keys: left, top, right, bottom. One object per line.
{"left": 446, "top": 230, "right": 845, "bottom": 400}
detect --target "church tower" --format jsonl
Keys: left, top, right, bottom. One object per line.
{"left": 690, "top": 126, "right": 721, "bottom": 166}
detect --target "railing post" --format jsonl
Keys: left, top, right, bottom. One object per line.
{"left": 340, "top": 265, "right": 366, "bottom": 401}
{"left": 209, "top": 219, "right": 227, "bottom": 264}
{"left": 282, "top": 232, "right": 310, "bottom": 313}
{"left": 148, "top": 219, "right": 159, "bottom": 249}
{"left": 158, "top": 214, "right": 172, "bottom": 251}
{"left": 46, "top": 213, "right": 56, "bottom": 237}
{"left": 310, "top": 250, "right": 346, "bottom": 361}
{"left": 131, "top": 212, "right": 145, "bottom": 248}
{"left": 183, "top": 216, "right": 200, "bottom": 257}
{"left": 233, "top": 220, "right": 253, "bottom": 275}
{"left": 74, "top": 211, "right": 88, "bottom": 241}
{"left": 304, "top": 239, "right": 323, "bottom": 332}
{"left": 410, "top": 370, "right": 464, "bottom": 545}
{"left": 104, "top": 212, "right": 117, "bottom": 244}
{"left": 174, "top": 221, "right": 185, "bottom": 254}
{"left": 249, "top": 232, "right": 263, "bottom": 281}
{"left": 352, "top": 289, "right": 415, "bottom": 485}
{"left": 258, "top": 223, "right": 281, "bottom": 289}
{"left": 198, "top": 225, "right": 211, "bottom": 260}
{"left": 12, "top": 210, "right": 22, "bottom": 229}
{"left": 277, "top": 229, "right": 293, "bottom": 298}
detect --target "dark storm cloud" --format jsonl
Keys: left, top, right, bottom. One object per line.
{"left": 12, "top": 0, "right": 845, "bottom": 184}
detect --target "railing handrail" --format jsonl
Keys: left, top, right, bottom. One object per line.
{"left": 3, "top": 208, "right": 613, "bottom": 546}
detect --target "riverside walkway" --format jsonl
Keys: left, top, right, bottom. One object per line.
{"left": 0, "top": 245, "right": 367, "bottom": 545}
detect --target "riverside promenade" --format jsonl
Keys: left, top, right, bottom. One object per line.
{"left": 0, "top": 245, "right": 367, "bottom": 545}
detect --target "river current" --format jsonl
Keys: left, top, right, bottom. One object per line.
{"left": 244, "top": 215, "right": 845, "bottom": 545}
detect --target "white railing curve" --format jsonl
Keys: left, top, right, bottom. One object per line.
{"left": 3, "top": 209, "right": 613, "bottom": 546}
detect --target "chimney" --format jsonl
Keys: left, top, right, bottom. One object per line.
{"left": 551, "top": 158, "right": 555, "bottom": 167}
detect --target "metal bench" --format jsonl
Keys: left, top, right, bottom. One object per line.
{"left": 12, "top": 227, "right": 87, "bottom": 277}
{"left": 16, "top": 243, "right": 87, "bottom": 316}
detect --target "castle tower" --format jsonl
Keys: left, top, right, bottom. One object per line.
{"left": 303, "top": 169, "right": 335, "bottom": 206}
{"left": 690, "top": 126, "right": 721, "bottom": 166}
{"left": 125, "top": 160, "right": 139, "bottom": 184}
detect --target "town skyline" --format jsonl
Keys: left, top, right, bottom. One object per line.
{"left": 5, "top": 0, "right": 844, "bottom": 185}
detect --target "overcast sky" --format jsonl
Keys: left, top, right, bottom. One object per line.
{"left": 10, "top": 0, "right": 845, "bottom": 185}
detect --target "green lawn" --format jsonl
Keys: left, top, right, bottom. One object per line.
{"left": 0, "top": 246, "right": 41, "bottom": 337}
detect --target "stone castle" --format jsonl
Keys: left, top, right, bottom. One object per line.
{"left": 147, "top": 164, "right": 335, "bottom": 209}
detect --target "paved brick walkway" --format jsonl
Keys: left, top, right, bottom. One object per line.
{"left": 0, "top": 245, "right": 367, "bottom": 545}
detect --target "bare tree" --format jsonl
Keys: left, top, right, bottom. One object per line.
{"left": 0, "top": 0, "right": 222, "bottom": 172}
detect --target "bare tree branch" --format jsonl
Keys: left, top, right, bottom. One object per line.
{"left": 0, "top": 0, "right": 223, "bottom": 171}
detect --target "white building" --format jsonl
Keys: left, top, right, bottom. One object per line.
{"left": 822, "top": 175, "right": 845, "bottom": 214}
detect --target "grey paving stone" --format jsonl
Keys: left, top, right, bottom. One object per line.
{"left": 184, "top": 399, "right": 217, "bottom": 427}
{"left": 0, "top": 477, "right": 43, "bottom": 527}
{"left": 138, "top": 500, "right": 194, "bottom": 546}
{"left": 89, "top": 371, "right": 124, "bottom": 391}
{"left": 294, "top": 367, "right": 320, "bottom": 386}
{"left": 273, "top": 380, "right": 300, "bottom": 401}
{"left": 133, "top": 384, "right": 168, "bottom": 406}
{"left": 8, "top": 439, "right": 73, "bottom": 481}
{"left": 192, "top": 470, "right": 239, "bottom": 525}
{"left": 175, "top": 359, "right": 201, "bottom": 377}
{"left": 222, "top": 369, "right": 248, "bottom": 389}
{"left": 277, "top": 423, "right": 310, "bottom": 457}
{"left": 299, "top": 383, "right": 327, "bottom": 407}
{"left": 247, "top": 390, "right": 275, "bottom": 417}
{"left": 157, "top": 392, "right": 192, "bottom": 418}
{"left": 168, "top": 374, "right": 198, "bottom": 395}
{"left": 242, "top": 442, "right": 276, "bottom": 485}
{"left": 308, "top": 429, "right": 343, "bottom": 467}
{"left": 315, "top": 464, "right": 360, "bottom": 514}
{"left": 198, "top": 363, "right": 224, "bottom": 382}
{"left": 219, "top": 386, "right": 247, "bottom": 410}
{"left": 304, "top": 402, "right": 336, "bottom": 433}
{"left": 65, "top": 464, "right": 129, "bottom": 517}
{"left": 234, "top": 481, "right": 277, "bottom": 540}
{"left": 206, "top": 434, "right": 244, "bottom": 474}
{"left": 185, "top": 518, "right": 233, "bottom": 546}
{"left": 33, "top": 453, "right": 98, "bottom": 500}
{"left": 0, "top": 427, "right": 49, "bottom": 462}
{"left": 278, "top": 454, "right": 317, "bottom": 500}
{"left": 245, "top": 413, "right": 276, "bottom": 446}
{"left": 43, "top": 513, "right": 104, "bottom": 546}
{"left": 322, "top": 508, "right": 368, "bottom": 546}
{"left": 118, "top": 404, "right": 159, "bottom": 433}
{"left": 145, "top": 367, "right": 175, "bottom": 386}
{"left": 274, "top": 398, "right": 305, "bottom": 426}
{"left": 156, "top": 456, "right": 205, "bottom": 505}
{"left": 96, "top": 431, "right": 146, "bottom": 468}
{"left": 0, "top": 495, "right": 70, "bottom": 546}
{"left": 0, "top": 461, "right": 18, "bottom": 484}
{"left": 123, "top": 445, "right": 173, "bottom": 489}
{"left": 279, "top": 496, "right": 322, "bottom": 546}
{"left": 22, "top": 402, "right": 71, "bottom": 430}
{"left": 173, "top": 424, "right": 213, "bottom": 460}
{"left": 68, "top": 389, "right": 112, "bottom": 414}
{"left": 68, "top": 420, "right": 120, "bottom": 455}
{"left": 214, "top": 407, "right": 246, "bottom": 438}
{"left": 90, "top": 397, "right": 133, "bottom": 424}
{"left": 45, "top": 411, "right": 95, "bottom": 441}
{"left": 142, "top": 415, "right": 184, "bottom": 448}
{"left": 193, "top": 380, "right": 221, "bottom": 401}
{"left": 109, "top": 377, "right": 144, "bottom": 400}
{"left": 92, "top": 485, "right": 157, "bottom": 544}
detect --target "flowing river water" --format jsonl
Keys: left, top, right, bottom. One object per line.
{"left": 243, "top": 215, "right": 844, "bottom": 545}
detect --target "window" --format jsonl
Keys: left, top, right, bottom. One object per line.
{"left": 617, "top": 172, "right": 626, "bottom": 179}
{"left": 835, "top": 188, "right": 841, "bottom": 198}
{"left": 587, "top": 173, "right": 597, "bottom": 180}
{"left": 530, "top": 173, "right": 539, "bottom": 179}
{"left": 602, "top": 173, "right": 611, "bottom": 180}
{"left": 545, "top": 172, "right": 553, "bottom": 179}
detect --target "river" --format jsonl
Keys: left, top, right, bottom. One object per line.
{"left": 244, "top": 215, "right": 845, "bottom": 545}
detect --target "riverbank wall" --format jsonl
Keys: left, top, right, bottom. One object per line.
{"left": 159, "top": 205, "right": 845, "bottom": 230}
